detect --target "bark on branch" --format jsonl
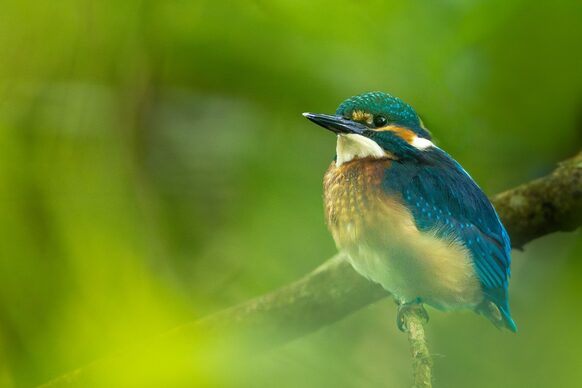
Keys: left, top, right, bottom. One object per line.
{"left": 401, "top": 308, "right": 432, "bottom": 388}
{"left": 40, "top": 150, "right": 582, "bottom": 387}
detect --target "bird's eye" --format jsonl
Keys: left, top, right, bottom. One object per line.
{"left": 373, "top": 115, "right": 387, "bottom": 128}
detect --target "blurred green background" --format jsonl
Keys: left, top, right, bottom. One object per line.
{"left": 1, "top": 0, "right": 581, "bottom": 387}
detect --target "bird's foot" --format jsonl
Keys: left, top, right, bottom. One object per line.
{"left": 396, "top": 300, "right": 429, "bottom": 332}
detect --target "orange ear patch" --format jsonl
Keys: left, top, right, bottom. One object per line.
{"left": 375, "top": 125, "right": 417, "bottom": 143}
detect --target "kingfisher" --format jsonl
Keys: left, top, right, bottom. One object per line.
{"left": 303, "top": 91, "right": 517, "bottom": 332}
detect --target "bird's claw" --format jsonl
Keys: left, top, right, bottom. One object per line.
{"left": 396, "top": 301, "right": 429, "bottom": 332}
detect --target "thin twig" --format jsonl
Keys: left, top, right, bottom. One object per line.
{"left": 401, "top": 309, "right": 433, "bottom": 388}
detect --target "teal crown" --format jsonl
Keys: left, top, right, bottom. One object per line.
{"left": 336, "top": 91, "right": 429, "bottom": 139}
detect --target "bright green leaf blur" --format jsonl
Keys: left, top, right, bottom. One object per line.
{"left": 0, "top": 0, "right": 581, "bottom": 387}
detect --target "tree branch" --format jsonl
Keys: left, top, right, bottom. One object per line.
{"left": 40, "top": 150, "right": 582, "bottom": 387}
{"left": 493, "top": 152, "right": 582, "bottom": 248}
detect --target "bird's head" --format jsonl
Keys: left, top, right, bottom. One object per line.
{"left": 304, "top": 91, "right": 433, "bottom": 165}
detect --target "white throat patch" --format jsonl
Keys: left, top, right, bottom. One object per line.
{"left": 336, "top": 134, "right": 386, "bottom": 167}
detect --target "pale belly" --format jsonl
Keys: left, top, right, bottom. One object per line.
{"left": 342, "top": 228, "right": 483, "bottom": 310}
{"left": 323, "top": 159, "right": 483, "bottom": 311}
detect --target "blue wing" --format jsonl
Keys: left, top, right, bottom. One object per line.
{"left": 383, "top": 148, "right": 516, "bottom": 330}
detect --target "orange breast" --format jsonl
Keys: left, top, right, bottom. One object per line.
{"left": 323, "top": 158, "right": 396, "bottom": 248}
{"left": 323, "top": 158, "right": 482, "bottom": 308}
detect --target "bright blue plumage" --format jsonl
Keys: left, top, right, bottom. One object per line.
{"left": 382, "top": 146, "right": 516, "bottom": 330}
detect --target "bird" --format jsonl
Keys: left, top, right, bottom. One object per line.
{"left": 303, "top": 91, "right": 517, "bottom": 332}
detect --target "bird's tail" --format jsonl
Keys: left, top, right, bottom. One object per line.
{"left": 477, "top": 299, "right": 517, "bottom": 333}
{"left": 497, "top": 301, "right": 517, "bottom": 332}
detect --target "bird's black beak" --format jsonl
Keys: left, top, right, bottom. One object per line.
{"left": 303, "top": 113, "right": 367, "bottom": 135}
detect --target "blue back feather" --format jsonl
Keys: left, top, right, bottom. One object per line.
{"left": 382, "top": 147, "right": 513, "bottom": 315}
